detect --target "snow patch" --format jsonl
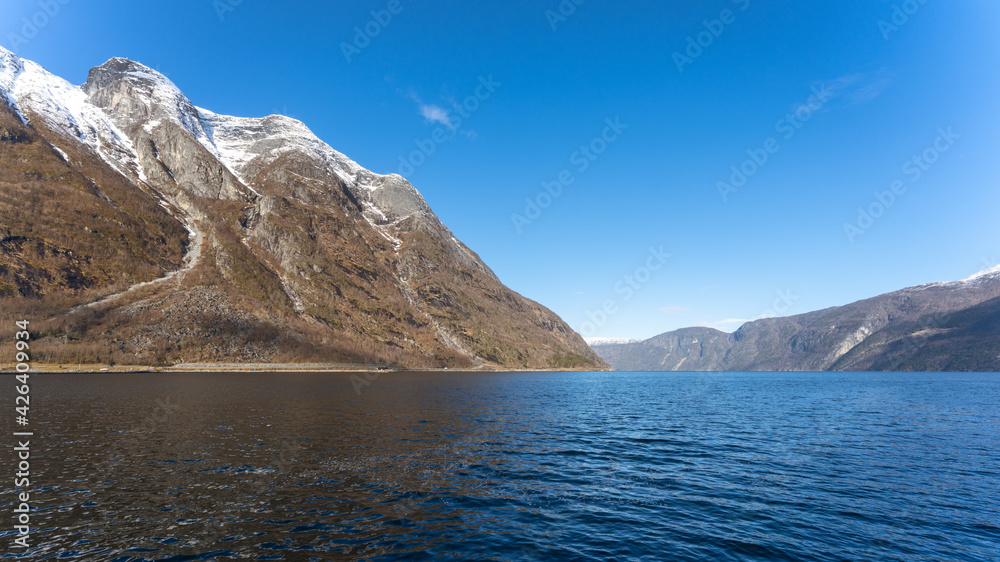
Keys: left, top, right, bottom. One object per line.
{"left": 585, "top": 337, "right": 640, "bottom": 346}
{"left": 49, "top": 143, "right": 69, "bottom": 163}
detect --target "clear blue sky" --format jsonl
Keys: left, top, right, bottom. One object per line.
{"left": 4, "top": 0, "right": 999, "bottom": 340}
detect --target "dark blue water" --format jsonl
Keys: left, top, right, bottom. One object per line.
{"left": 2, "top": 371, "right": 998, "bottom": 560}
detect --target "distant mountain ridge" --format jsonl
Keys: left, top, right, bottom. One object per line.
{"left": 592, "top": 266, "right": 1000, "bottom": 372}
{"left": 0, "top": 47, "right": 605, "bottom": 370}
{"left": 583, "top": 337, "right": 639, "bottom": 346}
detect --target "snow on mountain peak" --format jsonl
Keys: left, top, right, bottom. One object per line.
{"left": 959, "top": 264, "right": 1000, "bottom": 283}
{"left": 88, "top": 57, "right": 182, "bottom": 97}
{"left": 0, "top": 47, "right": 24, "bottom": 102}
{"left": 0, "top": 45, "right": 20, "bottom": 68}
{"left": 195, "top": 107, "right": 376, "bottom": 188}
{"left": 1, "top": 50, "right": 142, "bottom": 179}
{"left": 195, "top": 106, "right": 438, "bottom": 239}
{"left": 3, "top": 50, "right": 435, "bottom": 232}
{"left": 906, "top": 263, "right": 1000, "bottom": 293}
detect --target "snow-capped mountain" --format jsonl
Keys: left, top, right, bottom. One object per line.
{"left": 0, "top": 47, "right": 605, "bottom": 370}
{"left": 953, "top": 264, "right": 1000, "bottom": 285}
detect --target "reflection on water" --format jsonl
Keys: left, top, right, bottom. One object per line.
{"left": 2, "top": 371, "right": 999, "bottom": 560}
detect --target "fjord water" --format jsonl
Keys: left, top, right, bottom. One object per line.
{"left": 3, "top": 372, "right": 999, "bottom": 560}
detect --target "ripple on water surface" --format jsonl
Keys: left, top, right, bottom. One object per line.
{"left": 1, "top": 371, "right": 998, "bottom": 560}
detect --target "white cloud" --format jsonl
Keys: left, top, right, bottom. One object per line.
{"left": 419, "top": 104, "right": 454, "bottom": 130}
{"left": 698, "top": 311, "right": 786, "bottom": 331}
{"left": 711, "top": 318, "right": 751, "bottom": 328}
{"left": 691, "top": 318, "right": 750, "bottom": 332}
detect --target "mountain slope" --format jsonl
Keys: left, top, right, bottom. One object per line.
{"left": 592, "top": 267, "right": 1000, "bottom": 372}
{"left": 0, "top": 48, "right": 605, "bottom": 370}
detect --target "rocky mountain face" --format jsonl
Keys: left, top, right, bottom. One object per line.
{"left": 0, "top": 48, "right": 605, "bottom": 370}
{"left": 593, "top": 267, "right": 1000, "bottom": 372}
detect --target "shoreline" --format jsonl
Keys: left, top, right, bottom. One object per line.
{"left": 2, "top": 363, "right": 609, "bottom": 374}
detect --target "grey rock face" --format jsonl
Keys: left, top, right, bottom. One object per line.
{"left": 593, "top": 272, "right": 1000, "bottom": 372}
{"left": 593, "top": 327, "right": 732, "bottom": 371}
{"left": 84, "top": 59, "right": 256, "bottom": 204}
{"left": 84, "top": 58, "right": 202, "bottom": 135}
{"left": 368, "top": 174, "right": 432, "bottom": 224}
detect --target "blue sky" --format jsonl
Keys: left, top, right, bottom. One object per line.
{"left": 4, "top": 0, "right": 999, "bottom": 340}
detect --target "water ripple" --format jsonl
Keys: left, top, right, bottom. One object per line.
{"left": 1, "top": 371, "right": 997, "bottom": 560}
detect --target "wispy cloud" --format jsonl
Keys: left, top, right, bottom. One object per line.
{"left": 420, "top": 104, "right": 455, "bottom": 130}
{"left": 399, "top": 86, "right": 478, "bottom": 136}
{"left": 847, "top": 74, "right": 894, "bottom": 105}
{"left": 809, "top": 69, "right": 894, "bottom": 110}
{"left": 708, "top": 318, "right": 751, "bottom": 329}
{"left": 658, "top": 305, "right": 689, "bottom": 315}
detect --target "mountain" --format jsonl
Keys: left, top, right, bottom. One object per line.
{"left": 0, "top": 47, "right": 605, "bottom": 370}
{"left": 592, "top": 266, "right": 1000, "bottom": 372}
